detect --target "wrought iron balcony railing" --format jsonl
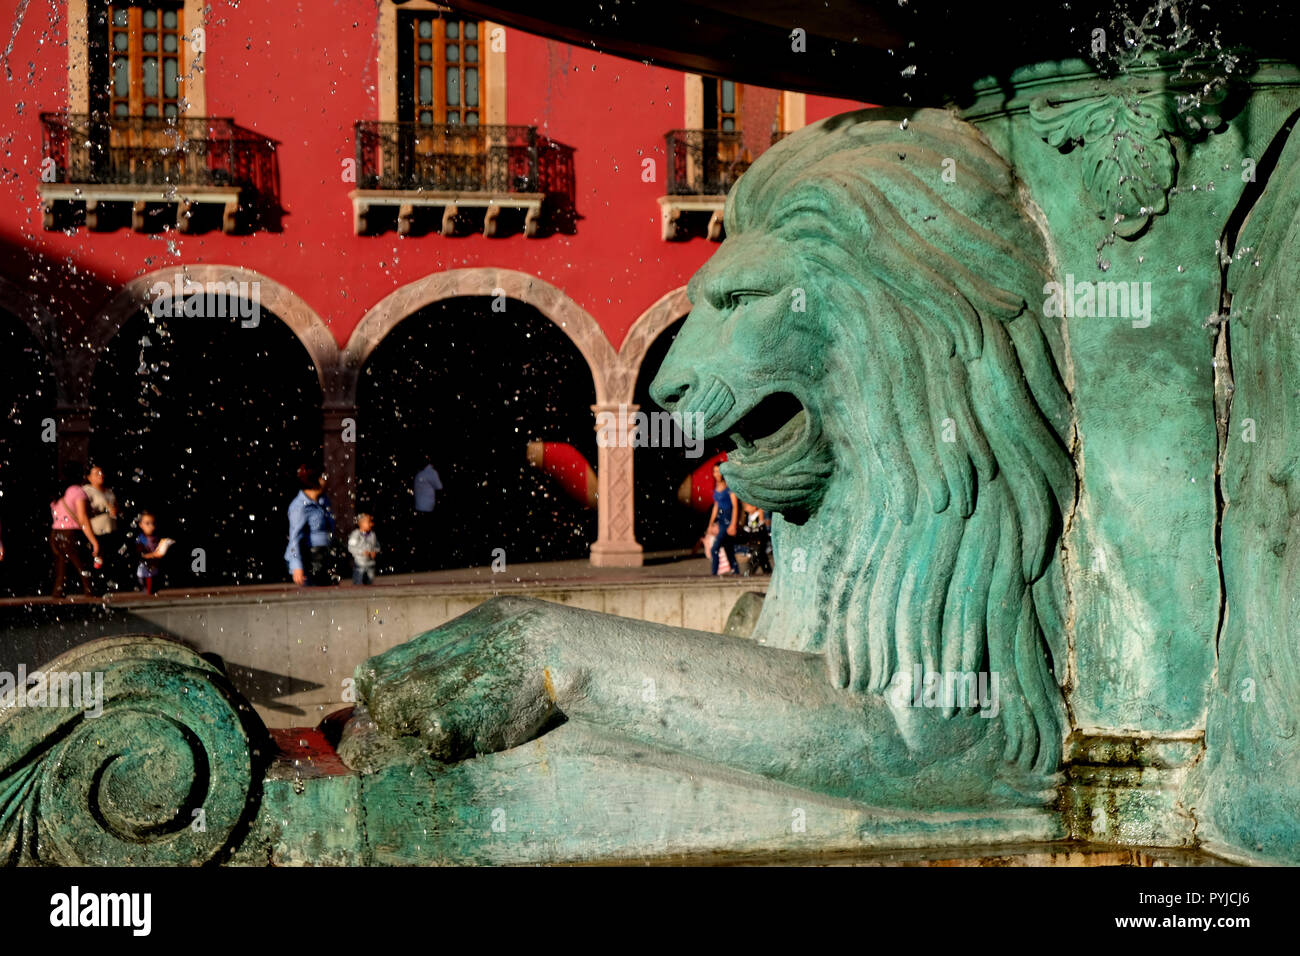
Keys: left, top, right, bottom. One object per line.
{"left": 354, "top": 121, "right": 540, "bottom": 193}
{"left": 664, "top": 129, "right": 751, "bottom": 196}
{"left": 40, "top": 113, "right": 277, "bottom": 197}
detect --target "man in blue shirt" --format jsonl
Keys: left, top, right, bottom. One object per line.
{"left": 411, "top": 457, "right": 442, "bottom": 571}
{"left": 286, "top": 464, "right": 336, "bottom": 586}
{"left": 414, "top": 461, "right": 443, "bottom": 513}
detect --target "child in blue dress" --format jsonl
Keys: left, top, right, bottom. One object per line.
{"left": 135, "top": 512, "right": 166, "bottom": 594}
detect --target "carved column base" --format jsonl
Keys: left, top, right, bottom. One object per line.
{"left": 589, "top": 540, "right": 644, "bottom": 567}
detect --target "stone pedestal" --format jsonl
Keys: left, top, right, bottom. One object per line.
{"left": 588, "top": 402, "right": 643, "bottom": 567}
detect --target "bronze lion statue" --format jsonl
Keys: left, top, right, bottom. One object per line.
{"left": 350, "top": 108, "right": 1077, "bottom": 812}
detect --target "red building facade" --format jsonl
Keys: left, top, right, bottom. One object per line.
{"left": 0, "top": 0, "right": 863, "bottom": 591}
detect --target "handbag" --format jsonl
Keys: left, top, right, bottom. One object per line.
{"left": 85, "top": 487, "right": 116, "bottom": 535}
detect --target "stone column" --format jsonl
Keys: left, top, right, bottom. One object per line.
{"left": 54, "top": 403, "right": 91, "bottom": 475}
{"left": 588, "top": 402, "right": 643, "bottom": 567}
{"left": 322, "top": 404, "right": 357, "bottom": 535}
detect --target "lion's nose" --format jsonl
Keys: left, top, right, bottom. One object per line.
{"left": 649, "top": 366, "right": 697, "bottom": 412}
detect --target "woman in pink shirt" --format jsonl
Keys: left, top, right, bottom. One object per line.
{"left": 49, "top": 465, "right": 99, "bottom": 598}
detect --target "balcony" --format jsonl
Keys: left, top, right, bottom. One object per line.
{"left": 39, "top": 113, "right": 279, "bottom": 234}
{"left": 659, "top": 129, "right": 752, "bottom": 241}
{"left": 351, "top": 122, "right": 573, "bottom": 237}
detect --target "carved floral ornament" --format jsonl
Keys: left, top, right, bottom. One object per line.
{"left": 1029, "top": 83, "right": 1229, "bottom": 238}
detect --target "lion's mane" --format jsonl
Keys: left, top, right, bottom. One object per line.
{"left": 732, "top": 108, "right": 1075, "bottom": 776}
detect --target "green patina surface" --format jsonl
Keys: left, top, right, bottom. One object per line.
{"left": 5, "top": 55, "right": 1300, "bottom": 865}
{"left": 1195, "top": 102, "right": 1300, "bottom": 864}
{"left": 968, "top": 60, "right": 1294, "bottom": 734}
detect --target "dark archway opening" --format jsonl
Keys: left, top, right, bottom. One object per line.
{"left": 633, "top": 316, "right": 729, "bottom": 551}
{"left": 356, "top": 297, "right": 597, "bottom": 572}
{"left": 90, "top": 302, "right": 322, "bottom": 588}
{"left": 0, "top": 313, "right": 58, "bottom": 597}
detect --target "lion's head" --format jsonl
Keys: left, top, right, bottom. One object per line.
{"left": 651, "top": 108, "right": 1075, "bottom": 776}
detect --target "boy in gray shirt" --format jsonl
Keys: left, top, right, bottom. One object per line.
{"left": 348, "top": 513, "right": 380, "bottom": 585}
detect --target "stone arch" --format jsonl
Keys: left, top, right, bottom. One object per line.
{"left": 83, "top": 267, "right": 333, "bottom": 586}
{"left": 609, "top": 285, "right": 691, "bottom": 406}
{"left": 73, "top": 265, "right": 340, "bottom": 407}
{"left": 342, "top": 268, "right": 616, "bottom": 404}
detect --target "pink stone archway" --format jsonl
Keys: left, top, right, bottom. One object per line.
{"left": 341, "top": 268, "right": 617, "bottom": 404}
{"left": 609, "top": 285, "right": 691, "bottom": 405}
{"left": 586, "top": 286, "right": 693, "bottom": 567}
{"left": 75, "top": 265, "right": 339, "bottom": 403}
{"left": 344, "top": 268, "right": 636, "bottom": 564}
{"left": 61, "top": 266, "right": 339, "bottom": 496}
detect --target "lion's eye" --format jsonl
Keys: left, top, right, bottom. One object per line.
{"left": 726, "top": 290, "right": 769, "bottom": 309}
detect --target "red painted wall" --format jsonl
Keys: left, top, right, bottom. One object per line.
{"left": 0, "top": 0, "right": 866, "bottom": 350}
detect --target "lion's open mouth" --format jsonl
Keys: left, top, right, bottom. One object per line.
{"left": 723, "top": 391, "right": 806, "bottom": 461}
